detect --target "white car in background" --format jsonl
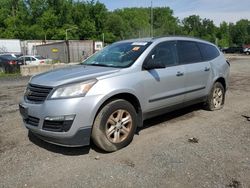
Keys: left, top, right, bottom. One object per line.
{"left": 243, "top": 48, "right": 250, "bottom": 55}
{"left": 18, "top": 55, "right": 51, "bottom": 65}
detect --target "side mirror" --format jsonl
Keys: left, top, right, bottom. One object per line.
{"left": 143, "top": 58, "right": 166, "bottom": 70}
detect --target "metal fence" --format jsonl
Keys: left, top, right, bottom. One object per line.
{"left": 36, "top": 40, "right": 95, "bottom": 63}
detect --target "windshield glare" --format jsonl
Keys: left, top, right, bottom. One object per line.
{"left": 82, "top": 41, "right": 151, "bottom": 68}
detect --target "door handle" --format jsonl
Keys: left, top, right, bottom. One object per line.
{"left": 176, "top": 71, "right": 184, "bottom": 76}
{"left": 204, "top": 67, "right": 210, "bottom": 71}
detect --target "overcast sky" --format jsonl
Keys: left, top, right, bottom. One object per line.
{"left": 98, "top": 0, "right": 250, "bottom": 26}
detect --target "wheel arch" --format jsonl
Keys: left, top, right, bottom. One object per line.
{"left": 93, "top": 92, "right": 143, "bottom": 128}
{"left": 215, "top": 77, "right": 226, "bottom": 91}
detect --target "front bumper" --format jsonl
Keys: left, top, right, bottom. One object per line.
{"left": 19, "top": 95, "right": 103, "bottom": 147}
{"left": 29, "top": 128, "right": 91, "bottom": 147}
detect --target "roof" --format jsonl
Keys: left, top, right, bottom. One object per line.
{"left": 116, "top": 35, "right": 216, "bottom": 46}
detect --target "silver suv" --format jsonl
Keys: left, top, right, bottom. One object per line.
{"left": 19, "top": 36, "right": 230, "bottom": 152}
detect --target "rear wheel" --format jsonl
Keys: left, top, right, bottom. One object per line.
{"left": 205, "top": 82, "right": 225, "bottom": 111}
{"left": 91, "top": 99, "right": 137, "bottom": 152}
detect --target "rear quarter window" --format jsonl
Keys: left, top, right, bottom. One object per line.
{"left": 198, "top": 43, "right": 220, "bottom": 61}
{"left": 177, "top": 41, "right": 202, "bottom": 64}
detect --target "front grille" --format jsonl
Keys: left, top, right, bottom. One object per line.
{"left": 43, "top": 120, "right": 73, "bottom": 132}
{"left": 25, "top": 84, "right": 53, "bottom": 103}
{"left": 25, "top": 116, "right": 40, "bottom": 127}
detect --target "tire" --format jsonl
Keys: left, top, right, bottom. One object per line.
{"left": 246, "top": 52, "right": 250, "bottom": 55}
{"left": 205, "top": 82, "right": 225, "bottom": 111}
{"left": 91, "top": 99, "right": 137, "bottom": 152}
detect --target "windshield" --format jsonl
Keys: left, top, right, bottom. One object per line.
{"left": 82, "top": 41, "right": 151, "bottom": 68}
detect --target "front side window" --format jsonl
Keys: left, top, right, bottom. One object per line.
{"left": 177, "top": 41, "right": 202, "bottom": 64}
{"left": 82, "top": 41, "right": 151, "bottom": 68}
{"left": 146, "top": 41, "right": 177, "bottom": 67}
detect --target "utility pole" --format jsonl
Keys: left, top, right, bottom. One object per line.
{"left": 102, "top": 33, "right": 105, "bottom": 46}
{"left": 150, "top": 1, "right": 154, "bottom": 37}
{"left": 65, "top": 26, "right": 78, "bottom": 40}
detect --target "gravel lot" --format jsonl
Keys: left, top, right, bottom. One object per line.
{"left": 0, "top": 58, "right": 249, "bottom": 188}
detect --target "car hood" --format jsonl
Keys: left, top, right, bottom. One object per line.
{"left": 30, "top": 65, "right": 120, "bottom": 87}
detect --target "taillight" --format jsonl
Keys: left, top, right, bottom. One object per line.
{"left": 8, "top": 61, "right": 16, "bottom": 65}
{"left": 40, "top": 61, "right": 45, "bottom": 64}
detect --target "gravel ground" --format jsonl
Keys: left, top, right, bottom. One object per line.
{"left": 0, "top": 59, "right": 249, "bottom": 188}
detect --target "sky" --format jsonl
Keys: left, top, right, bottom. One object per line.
{"left": 98, "top": 0, "right": 250, "bottom": 26}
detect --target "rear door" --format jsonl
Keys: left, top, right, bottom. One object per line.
{"left": 141, "top": 41, "right": 186, "bottom": 112}
{"left": 176, "top": 41, "right": 211, "bottom": 101}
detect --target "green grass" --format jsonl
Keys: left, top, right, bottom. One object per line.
{"left": 0, "top": 72, "right": 21, "bottom": 78}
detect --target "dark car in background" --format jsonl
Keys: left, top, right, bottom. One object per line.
{"left": 0, "top": 54, "right": 19, "bottom": 73}
{"left": 222, "top": 47, "right": 244, "bottom": 54}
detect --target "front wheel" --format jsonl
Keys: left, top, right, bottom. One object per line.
{"left": 205, "top": 82, "right": 225, "bottom": 111}
{"left": 91, "top": 99, "right": 137, "bottom": 152}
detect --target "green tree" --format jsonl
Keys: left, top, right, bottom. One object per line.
{"left": 0, "top": 0, "right": 249, "bottom": 46}
{"left": 217, "top": 21, "right": 230, "bottom": 47}
{"left": 105, "top": 13, "right": 125, "bottom": 41}
{"left": 182, "top": 15, "right": 202, "bottom": 37}
{"left": 153, "top": 7, "right": 179, "bottom": 36}
{"left": 232, "top": 19, "right": 250, "bottom": 45}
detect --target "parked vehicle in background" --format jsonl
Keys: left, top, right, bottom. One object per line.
{"left": 243, "top": 48, "right": 250, "bottom": 55}
{"left": 19, "top": 36, "right": 230, "bottom": 152}
{"left": 0, "top": 54, "right": 18, "bottom": 73}
{"left": 18, "top": 55, "right": 51, "bottom": 65}
{"left": 222, "top": 47, "right": 243, "bottom": 54}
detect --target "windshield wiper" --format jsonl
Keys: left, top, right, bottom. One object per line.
{"left": 85, "top": 63, "right": 114, "bottom": 67}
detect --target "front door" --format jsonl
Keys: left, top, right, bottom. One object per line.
{"left": 141, "top": 41, "right": 186, "bottom": 113}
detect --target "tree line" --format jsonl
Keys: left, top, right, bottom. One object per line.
{"left": 0, "top": 0, "right": 250, "bottom": 47}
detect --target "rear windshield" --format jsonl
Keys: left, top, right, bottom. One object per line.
{"left": 82, "top": 41, "right": 152, "bottom": 68}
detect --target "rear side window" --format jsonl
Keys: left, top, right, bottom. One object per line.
{"left": 177, "top": 41, "right": 202, "bottom": 64}
{"left": 198, "top": 43, "right": 220, "bottom": 61}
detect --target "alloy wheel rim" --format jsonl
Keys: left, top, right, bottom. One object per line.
{"left": 213, "top": 87, "right": 223, "bottom": 108}
{"left": 105, "top": 109, "right": 132, "bottom": 143}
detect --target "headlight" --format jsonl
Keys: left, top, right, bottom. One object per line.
{"left": 50, "top": 79, "right": 97, "bottom": 99}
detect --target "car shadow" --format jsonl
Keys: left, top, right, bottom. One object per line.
{"left": 28, "top": 103, "right": 203, "bottom": 155}
{"left": 136, "top": 103, "right": 203, "bottom": 134}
